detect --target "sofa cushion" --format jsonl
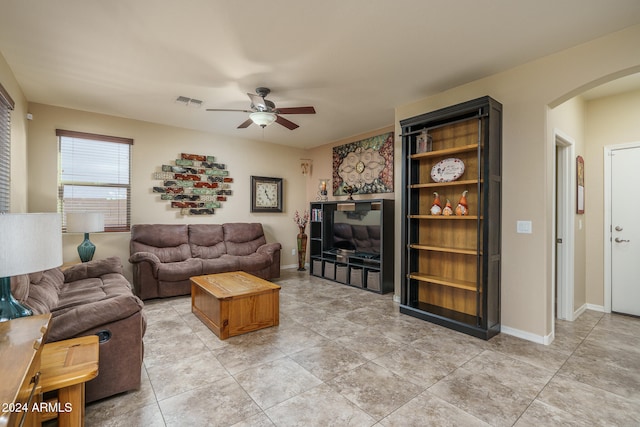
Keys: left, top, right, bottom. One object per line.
{"left": 189, "top": 224, "right": 226, "bottom": 259}
{"left": 156, "top": 258, "right": 202, "bottom": 281}
{"left": 23, "top": 269, "right": 64, "bottom": 315}
{"left": 130, "top": 224, "right": 191, "bottom": 262}
{"left": 221, "top": 253, "right": 272, "bottom": 272}
{"left": 63, "top": 256, "right": 124, "bottom": 283}
{"left": 223, "top": 223, "right": 267, "bottom": 256}
{"left": 201, "top": 256, "right": 239, "bottom": 274}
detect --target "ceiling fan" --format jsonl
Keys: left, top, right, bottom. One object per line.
{"left": 206, "top": 87, "right": 316, "bottom": 130}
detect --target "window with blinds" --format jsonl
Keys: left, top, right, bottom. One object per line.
{"left": 0, "top": 83, "right": 14, "bottom": 213}
{"left": 57, "top": 129, "right": 133, "bottom": 231}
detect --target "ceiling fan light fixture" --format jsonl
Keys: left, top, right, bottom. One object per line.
{"left": 250, "top": 111, "right": 277, "bottom": 128}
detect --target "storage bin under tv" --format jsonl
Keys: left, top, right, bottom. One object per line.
{"left": 309, "top": 199, "right": 394, "bottom": 294}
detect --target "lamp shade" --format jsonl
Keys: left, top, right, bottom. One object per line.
{"left": 0, "top": 213, "right": 63, "bottom": 277}
{"left": 66, "top": 212, "right": 105, "bottom": 233}
{"left": 250, "top": 111, "right": 277, "bottom": 128}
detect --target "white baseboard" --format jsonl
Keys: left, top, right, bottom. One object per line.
{"left": 573, "top": 303, "right": 587, "bottom": 319}
{"left": 282, "top": 263, "right": 303, "bottom": 270}
{"left": 501, "top": 325, "right": 554, "bottom": 345}
{"left": 586, "top": 303, "right": 606, "bottom": 312}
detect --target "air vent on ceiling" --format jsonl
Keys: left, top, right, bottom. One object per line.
{"left": 175, "top": 96, "right": 203, "bottom": 108}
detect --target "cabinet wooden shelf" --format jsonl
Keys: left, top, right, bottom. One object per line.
{"left": 408, "top": 215, "right": 480, "bottom": 220}
{"left": 409, "top": 244, "right": 479, "bottom": 256}
{"left": 400, "top": 96, "right": 502, "bottom": 340}
{"left": 409, "top": 179, "right": 480, "bottom": 189}
{"left": 407, "top": 273, "right": 478, "bottom": 292}
{"left": 410, "top": 143, "right": 479, "bottom": 159}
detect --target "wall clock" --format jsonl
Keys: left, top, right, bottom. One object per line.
{"left": 251, "top": 176, "right": 283, "bottom": 212}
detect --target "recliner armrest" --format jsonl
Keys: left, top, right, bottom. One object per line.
{"left": 128, "top": 252, "right": 162, "bottom": 275}
{"left": 47, "top": 293, "right": 144, "bottom": 342}
{"left": 257, "top": 242, "right": 282, "bottom": 257}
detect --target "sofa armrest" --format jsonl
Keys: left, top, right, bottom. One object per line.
{"left": 47, "top": 294, "right": 144, "bottom": 342}
{"left": 128, "top": 251, "right": 162, "bottom": 275}
{"left": 257, "top": 242, "right": 282, "bottom": 257}
{"left": 63, "top": 256, "right": 124, "bottom": 283}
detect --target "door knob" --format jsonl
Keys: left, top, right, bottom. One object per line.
{"left": 615, "top": 226, "right": 623, "bottom": 231}
{"left": 615, "top": 237, "right": 630, "bottom": 243}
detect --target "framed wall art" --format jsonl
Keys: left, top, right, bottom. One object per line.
{"left": 332, "top": 132, "right": 394, "bottom": 197}
{"left": 576, "top": 155, "right": 585, "bottom": 214}
{"left": 251, "top": 176, "right": 283, "bottom": 212}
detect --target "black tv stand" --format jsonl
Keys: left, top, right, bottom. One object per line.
{"left": 309, "top": 199, "right": 394, "bottom": 294}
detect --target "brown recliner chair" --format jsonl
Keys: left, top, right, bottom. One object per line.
{"left": 11, "top": 257, "right": 146, "bottom": 402}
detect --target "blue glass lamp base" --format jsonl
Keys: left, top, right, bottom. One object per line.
{"left": 78, "top": 232, "right": 96, "bottom": 262}
{"left": 0, "top": 276, "right": 33, "bottom": 322}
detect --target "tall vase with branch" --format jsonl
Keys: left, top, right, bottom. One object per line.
{"left": 294, "top": 210, "right": 310, "bottom": 271}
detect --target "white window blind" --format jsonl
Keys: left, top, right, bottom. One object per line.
{"left": 57, "top": 129, "right": 133, "bottom": 231}
{"left": 0, "top": 83, "right": 14, "bottom": 213}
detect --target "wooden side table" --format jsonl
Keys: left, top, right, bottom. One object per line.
{"left": 0, "top": 314, "right": 51, "bottom": 427}
{"left": 39, "top": 335, "right": 99, "bottom": 427}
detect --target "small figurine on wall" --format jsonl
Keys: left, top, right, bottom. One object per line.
{"left": 430, "top": 192, "right": 442, "bottom": 215}
{"left": 455, "top": 190, "right": 469, "bottom": 216}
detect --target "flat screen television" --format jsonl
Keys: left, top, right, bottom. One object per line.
{"left": 332, "top": 209, "right": 381, "bottom": 256}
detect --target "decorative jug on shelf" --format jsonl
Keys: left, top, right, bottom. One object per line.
{"left": 430, "top": 192, "right": 442, "bottom": 215}
{"left": 455, "top": 190, "right": 468, "bottom": 216}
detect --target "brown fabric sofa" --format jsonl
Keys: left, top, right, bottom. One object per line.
{"left": 129, "top": 223, "right": 281, "bottom": 300}
{"left": 10, "top": 256, "right": 146, "bottom": 403}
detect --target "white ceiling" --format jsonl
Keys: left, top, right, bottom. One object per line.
{"left": 1, "top": 0, "right": 639, "bottom": 148}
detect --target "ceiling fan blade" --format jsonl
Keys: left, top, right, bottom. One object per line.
{"left": 275, "top": 115, "right": 299, "bottom": 130}
{"left": 275, "top": 106, "right": 316, "bottom": 115}
{"left": 206, "top": 108, "right": 253, "bottom": 113}
{"left": 247, "top": 93, "right": 267, "bottom": 110}
{"left": 237, "top": 118, "right": 253, "bottom": 129}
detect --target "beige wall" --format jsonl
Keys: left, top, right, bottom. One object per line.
{"left": 548, "top": 97, "right": 587, "bottom": 314}
{"left": 391, "top": 24, "right": 640, "bottom": 341}
{"left": 26, "top": 103, "right": 309, "bottom": 281}
{"left": 584, "top": 89, "right": 640, "bottom": 307}
{"left": 0, "top": 51, "right": 29, "bottom": 212}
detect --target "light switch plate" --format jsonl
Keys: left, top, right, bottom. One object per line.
{"left": 517, "top": 220, "right": 532, "bottom": 234}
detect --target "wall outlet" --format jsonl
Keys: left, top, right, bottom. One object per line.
{"left": 291, "top": 248, "right": 296, "bottom": 256}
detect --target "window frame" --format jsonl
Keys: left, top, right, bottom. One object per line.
{"left": 0, "top": 82, "right": 15, "bottom": 213}
{"left": 57, "top": 129, "right": 133, "bottom": 232}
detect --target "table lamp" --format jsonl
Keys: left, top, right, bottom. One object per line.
{"left": 66, "top": 212, "right": 104, "bottom": 262}
{"left": 0, "top": 213, "right": 62, "bottom": 321}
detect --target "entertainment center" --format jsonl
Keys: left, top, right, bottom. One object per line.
{"left": 309, "top": 199, "right": 394, "bottom": 294}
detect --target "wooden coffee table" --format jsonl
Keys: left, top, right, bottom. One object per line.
{"left": 191, "top": 271, "right": 280, "bottom": 340}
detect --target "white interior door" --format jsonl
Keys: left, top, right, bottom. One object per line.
{"left": 611, "top": 146, "right": 640, "bottom": 316}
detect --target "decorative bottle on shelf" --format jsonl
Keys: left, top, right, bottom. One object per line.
{"left": 430, "top": 192, "right": 442, "bottom": 215}
{"left": 455, "top": 190, "right": 469, "bottom": 216}
{"left": 443, "top": 199, "right": 453, "bottom": 216}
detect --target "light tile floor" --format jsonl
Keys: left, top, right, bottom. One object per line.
{"left": 86, "top": 269, "right": 640, "bottom": 426}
